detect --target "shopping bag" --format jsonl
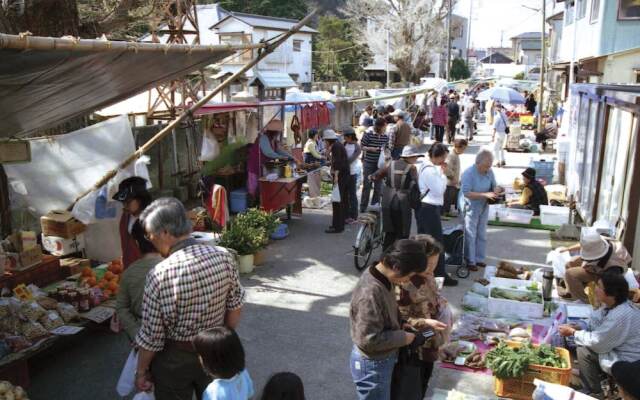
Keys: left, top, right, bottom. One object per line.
{"left": 199, "top": 130, "right": 220, "bottom": 161}
{"left": 391, "top": 347, "right": 423, "bottom": 400}
{"left": 116, "top": 349, "right": 138, "bottom": 396}
{"left": 331, "top": 185, "right": 341, "bottom": 203}
{"left": 377, "top": 147, "right": 387, "bottom": 169}
{"left": 133, "top": 392, "right": 155, "bottom": 400}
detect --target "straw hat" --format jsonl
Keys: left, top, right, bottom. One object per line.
{"left": 580, "top": 230, "right": 610, "bottom": 261}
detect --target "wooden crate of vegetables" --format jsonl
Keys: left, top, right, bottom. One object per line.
{"left": 486, "top": 341, "right": 571, "bottom": 400}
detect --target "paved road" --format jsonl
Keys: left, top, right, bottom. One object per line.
{"left": 27, "top": 123, "right": 554, "bottom": 400}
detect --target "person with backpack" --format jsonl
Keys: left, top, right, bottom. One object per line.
{"left": 446, "top": 96, "right": 460, "bottom": 144}
{"left": 371, "top": 145, "right": 422, "bottom": 251}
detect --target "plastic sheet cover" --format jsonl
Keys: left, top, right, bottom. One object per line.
{"left": 0, "top": 46, "right": 233, "bottom": 137}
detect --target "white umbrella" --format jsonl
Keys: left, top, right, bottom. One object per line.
{"left": 477, "top": 86, "right": 526, "bottom": 104}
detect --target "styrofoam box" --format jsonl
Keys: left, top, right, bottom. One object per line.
{"left": 488, "top": 284, "right": 544, "bottom": 319}
{"left": 497, "top": 208, "right": 534, "bottom": 224}
{"left": 540, "top": 205, "right": 570, "bottom": 226}
{"left": 489, "top": 276, "right": 537, "bottom": 291}
{"left": 489, "top": 204, "right": 505, "bottom": 221}
{"left": 41, "top": 233, "right": 86, "bottom": 256}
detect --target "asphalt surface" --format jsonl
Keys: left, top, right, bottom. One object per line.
{"left": 27, "top": 122, "right": 554, "bottom": 400}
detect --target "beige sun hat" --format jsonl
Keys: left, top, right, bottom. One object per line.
{"left": 580, "top": 230, "right": 610, "bottom": 261}
{"left": 400, "top": 145, "right": 425, "bottom": 158}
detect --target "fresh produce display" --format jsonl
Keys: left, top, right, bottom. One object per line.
{"left": 0, "top": 380, "right": 30, "bottom": 400}
{"left": 496, "top": 261, "right": 529, "bottom": 279}
{"left": 490, "top": 288, "right": 543, "bottom": 304}
{"left": 79, "top": 260, "right": 123, "bottom": 299}
{"left": 464, "top": 350, "right": 486, "bottom": 369}
{"left": 485, "top": 341, "right": 567, "bottom": 379}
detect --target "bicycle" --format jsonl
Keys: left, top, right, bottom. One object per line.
{"left": 353, "top": 206, "right": 385, "bottom": 271}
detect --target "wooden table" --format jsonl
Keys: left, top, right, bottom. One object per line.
{"left": 259, "top": 175, "right": 306, "bottom": 219}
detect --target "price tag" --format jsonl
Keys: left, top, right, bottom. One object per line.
{"left": 51, "top": 325, "right": 85, "bottom": 335}
{"left": 81, "top": 306, "right": 115, "bottom": 323}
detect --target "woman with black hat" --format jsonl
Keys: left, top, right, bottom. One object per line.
{"left": 507, "top": 167, "right": 548, "bottom": 216}
{"left": 112, "top": 176, "right": 152, "bottom": 269}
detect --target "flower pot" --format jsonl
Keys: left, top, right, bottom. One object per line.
{"left": 254, "top": 249, "right": 266, "bottom": 266}
{"left": 237, "top": 254, "right": 254, "bottom": 274}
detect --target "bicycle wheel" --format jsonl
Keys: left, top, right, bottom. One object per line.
{"left": 354, "top": 223, "right": 374, "bottom": 271}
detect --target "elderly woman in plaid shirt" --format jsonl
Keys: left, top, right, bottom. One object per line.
{"left": 134, "top": 198, "right": 246, "bottom": 400}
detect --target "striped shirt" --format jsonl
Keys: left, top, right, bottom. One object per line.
{"left": 361, "top": 128, "right": 389, "bottom": 166}
{"left": 574, "top": 301, "right": 640, "bottom": 374}
{"left": 136, "top": 242, "right": 245, "bottom": 352}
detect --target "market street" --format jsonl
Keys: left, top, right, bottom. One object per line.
{"left": 27, "top": 122, "right": 554, "bottom": 400}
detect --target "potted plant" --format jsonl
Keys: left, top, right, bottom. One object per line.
{"left": 235, "top": 209, "right": 280, "bottom": 266}
{"left": 218, "top": 219, "right": 265, "bottom": 274}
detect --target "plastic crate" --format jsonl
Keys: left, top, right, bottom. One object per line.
{"left": 497, "top": 208, "right": 534, "bottom": 224}
{"left": 489, "top": 204, "right": 505, "bottom": 221}
{"left": 488, "top": 286, "right": 544, "bottom": 319}
{"left": 540, "top": 205, "right": 570, "bottom": 226}
{"left": 494, "top": 341, "right": 572, "bottom": 400}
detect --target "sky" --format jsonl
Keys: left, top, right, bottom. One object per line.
{"left": 453, "top": 0, "right": 547, "bottom": 49}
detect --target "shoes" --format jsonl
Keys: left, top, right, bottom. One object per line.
{"left": 468, "top": 264, "right": 479, "bottom": 272}
{"left": 325, "top": 227, "right": 344, "bottom": 234}
{"left": 477, "top": 262, "right": 487, "bottom": 268}
{"left": 443, "top": 275, "right": 459, "bottom": 287}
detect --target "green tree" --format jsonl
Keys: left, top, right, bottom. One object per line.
{"left": 313, "top": 16, "right": 371, "bottom": 82}
{"left": 514, "top": 72, "right": 526, "bottom": 80}
{"left": 209, "top": 0, "right": 309, "bottom": 19}
{"left": 450, "top": 58, "right": 471, "bottom": 80}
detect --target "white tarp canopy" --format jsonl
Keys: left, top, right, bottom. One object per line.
{"left": 5, "top": 116, "right": 149, "bottom": 261}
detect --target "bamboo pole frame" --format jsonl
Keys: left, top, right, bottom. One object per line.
{"left": 68, "top": 8, "right": 320, "bottom": 208}
{"left": 0, "top": 33, "right": 265, "bottom": 54}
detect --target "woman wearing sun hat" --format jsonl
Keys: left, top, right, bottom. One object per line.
{"left": 560, "top": 230, "right": 632, "bottom": 302}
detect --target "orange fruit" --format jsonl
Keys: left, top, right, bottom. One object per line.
{"left": 104, "top": 271, "right": 115, "bottom": 281}
{"left": 87, "top": 277, "right": 97, "bottom": 287}
{"left": 81, "top": 267, "right": 93, "bottom": 277}
{"left": 112, "top": 264, "right": 123, "bottom": 274}
{"left": 109, "top": 274, "right": 120, "bottom": 283}
{"left": 97, "top": 280, "right": 108, "bottom": 289}
{"left": 107, "top": 281, "right": 118, "bottom": 292}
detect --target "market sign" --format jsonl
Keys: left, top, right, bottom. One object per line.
{"left": 0, "top": 140, "right": 31, "bottom": 163}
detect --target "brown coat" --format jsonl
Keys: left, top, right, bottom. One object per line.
{"left": 394, "top": 120, "right": 412, "bottom": 149}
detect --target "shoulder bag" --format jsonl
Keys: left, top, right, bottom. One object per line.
{"left": 500, "top": 112, "right": 510, "bottom": 134}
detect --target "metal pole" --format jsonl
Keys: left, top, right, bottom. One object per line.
{"left": 386, "top": 29, "right": 390, "bottom": 87}
{"left": 537, "top": 0, "right": 547, "bottom": 132}
{"left": 568, "top": 1, "right": 578, "bottom": 99}
{"left": 446, "top": 0, "right": 453, "bottom": 80}
{"left": 466, "top": 0, "right": 473, "bottom": 63}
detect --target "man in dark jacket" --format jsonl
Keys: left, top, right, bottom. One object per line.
{"left": 508, "top": 167, "right": 548, "bottom": 215}
{"left": 446, "top": 97, "right": 460, "bottom": 143}
{"left": 325, "top": 129, "right": 350, "bottom": 233}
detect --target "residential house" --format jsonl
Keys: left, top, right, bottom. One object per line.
{"left": 363, "top": 53, "right": 401, "bottom": 85}
{"left": 467, "top": 48, "right": 487, "bottom": 71}
{"left": 511, "top": 31, "right": 545, "bottom": 79}
{"left": 430, "top": 14, "right": 469, "bottom": 78}
{"left": 547, "top": 0, "right": 640, "bottom": 98}
{"left": 211, "top": 12, "right": 317, "bottom": 96}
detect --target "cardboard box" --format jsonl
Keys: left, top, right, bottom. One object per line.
{"left": 60, "top": 257, "right": 91, "bottom": 276}
{"left": 41, "top": 233, "right": 86, "bottom": 256}
{"left": 40, "top": 210, "right": 86, "bottom": 239}
{"left": 8, "top": 231, "right": 37, "bottom": 252}
{"left": 0, "top": 140, "right": 31, "bottom": 163}
{"left": 16, "top": 246, "right": 43, "bottom": 271}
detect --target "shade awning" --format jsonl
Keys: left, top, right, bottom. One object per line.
{"left": 0, "top": 34, "right": 239, "bottom": 137}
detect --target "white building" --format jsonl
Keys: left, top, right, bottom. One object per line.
{"left": 431, "top": 14, "right": 469, "bottom": 78}
{"left": 510, "top": 31, "right": 545, "bottom": 80}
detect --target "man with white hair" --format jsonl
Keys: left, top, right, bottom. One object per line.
{"left": 460, "top": 149, "right": 504, "bottom": 271}
{"left": 134, "top": 198, "right": 245, "bottom": 399}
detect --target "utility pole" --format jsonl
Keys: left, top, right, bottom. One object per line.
{"left": 446, "top": 0, "right": 453, "bottom": 80}
{"left": 537, "top": 0, "right": 547, "bottom": 132}
{"left": 386, "top": 28, "right": 390, "bottom": 88}
{"left": 466, "top": 0, "right": 473, "bottom": 63}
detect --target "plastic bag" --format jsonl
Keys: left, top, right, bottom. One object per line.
{"left": 470, "top": 282, "right": 489, "bottom": 297}
{"left": 546, "top": 249, "right": 572, "bottom": 279}
{"left": 133, "top": 391, "right": 155, "bottom": 400}
{"left": 461, "top": 292, "right": 488, "bottom": 314}
{"left": 116, "top": 349, "right": 138, "bottom": 396}
{"left": 377, "top": 147, "right": 387, "bottom": 169}
{"left": 200, "top": 130, "right": 220, "bottom": 161}
{"left": 331, "top": 185, "right": 341, "bottom": 203}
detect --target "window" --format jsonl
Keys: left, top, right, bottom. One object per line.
{"left": 577, "top": 0, "right": 587, "bottom": 19}
{"left": 293, "top": 40, "right": 302, "bottom": 52}
{"left": 565, "top": 1, "right": 575, "bottom": 25}
{"left": 590, "top": 0, "right": 600, "bottom": 23}
{"left": 618, "top": 0, "right": 640, "bottom": 20}
{"left": 220, "top": 33, "right": 253, "bottom": 63}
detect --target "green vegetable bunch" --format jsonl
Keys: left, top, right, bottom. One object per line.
{"left": 490, "top": 288, "right": 543, "bottom": 304}
{"left": 485, "top": 342, "right": 567, "bottom": 379}
{"left": 218, "top": 216, "right": 267, "bottom": 256}
{"left": 235, "top": 208, "right": 280, "bottom": 247}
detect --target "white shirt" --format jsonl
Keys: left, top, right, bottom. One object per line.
{"left": 418, "top": 160, "right": 447, "bottom": 206}
{"left": 493, "top": 111, "right": 508, "bottom": 134}
{"left": 345, "top": 143, "right": 360, "bottom": 175}
{"left": 359, "top": 111, "right": 371, "bottom": 126}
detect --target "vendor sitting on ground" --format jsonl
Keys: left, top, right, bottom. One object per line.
{"left": 260, "top": 119, "right": 293, "bottom": 161}
{"left": 558, "top": 230, "right": 632, "bottom": 303}
{"left": 559, "top": 272, "right": 640, "bottom": 398}
{"left": 507, "top": 167, "right": 548, "bottom": 215}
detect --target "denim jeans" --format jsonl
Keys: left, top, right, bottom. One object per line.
{"left": 360, "top": 163, "right": 382, "bottom": 212}
{"left": 350, "top": 346, "right": 397, "bottom": 400}
{"left": 464, "top": 203, "right": 489, "bottom": 265}
{"left": 416, "top": 203, "right": 446, "bottom": 277}
{"left": 348, "top": 174, "right": 359, "bottom": 220}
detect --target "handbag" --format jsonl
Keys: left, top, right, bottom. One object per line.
{"left": 331, "top": 184, "right": 341, "bottom": 202}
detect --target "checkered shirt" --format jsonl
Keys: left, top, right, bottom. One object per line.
{"left": 136, "top": 244, "right": 245, "bottom": 352}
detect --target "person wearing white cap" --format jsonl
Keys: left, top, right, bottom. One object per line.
{"left": 370, "top": 144, "right": 422, "bottom": 251}
{"left": 324, "top": 129, "right": 350, "bottom": 234}
{"left": 389, "top": 110, "right": 412, "bottom": 160}
{"left": 559, "top": 230, "right": 632, "bottom": 303}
